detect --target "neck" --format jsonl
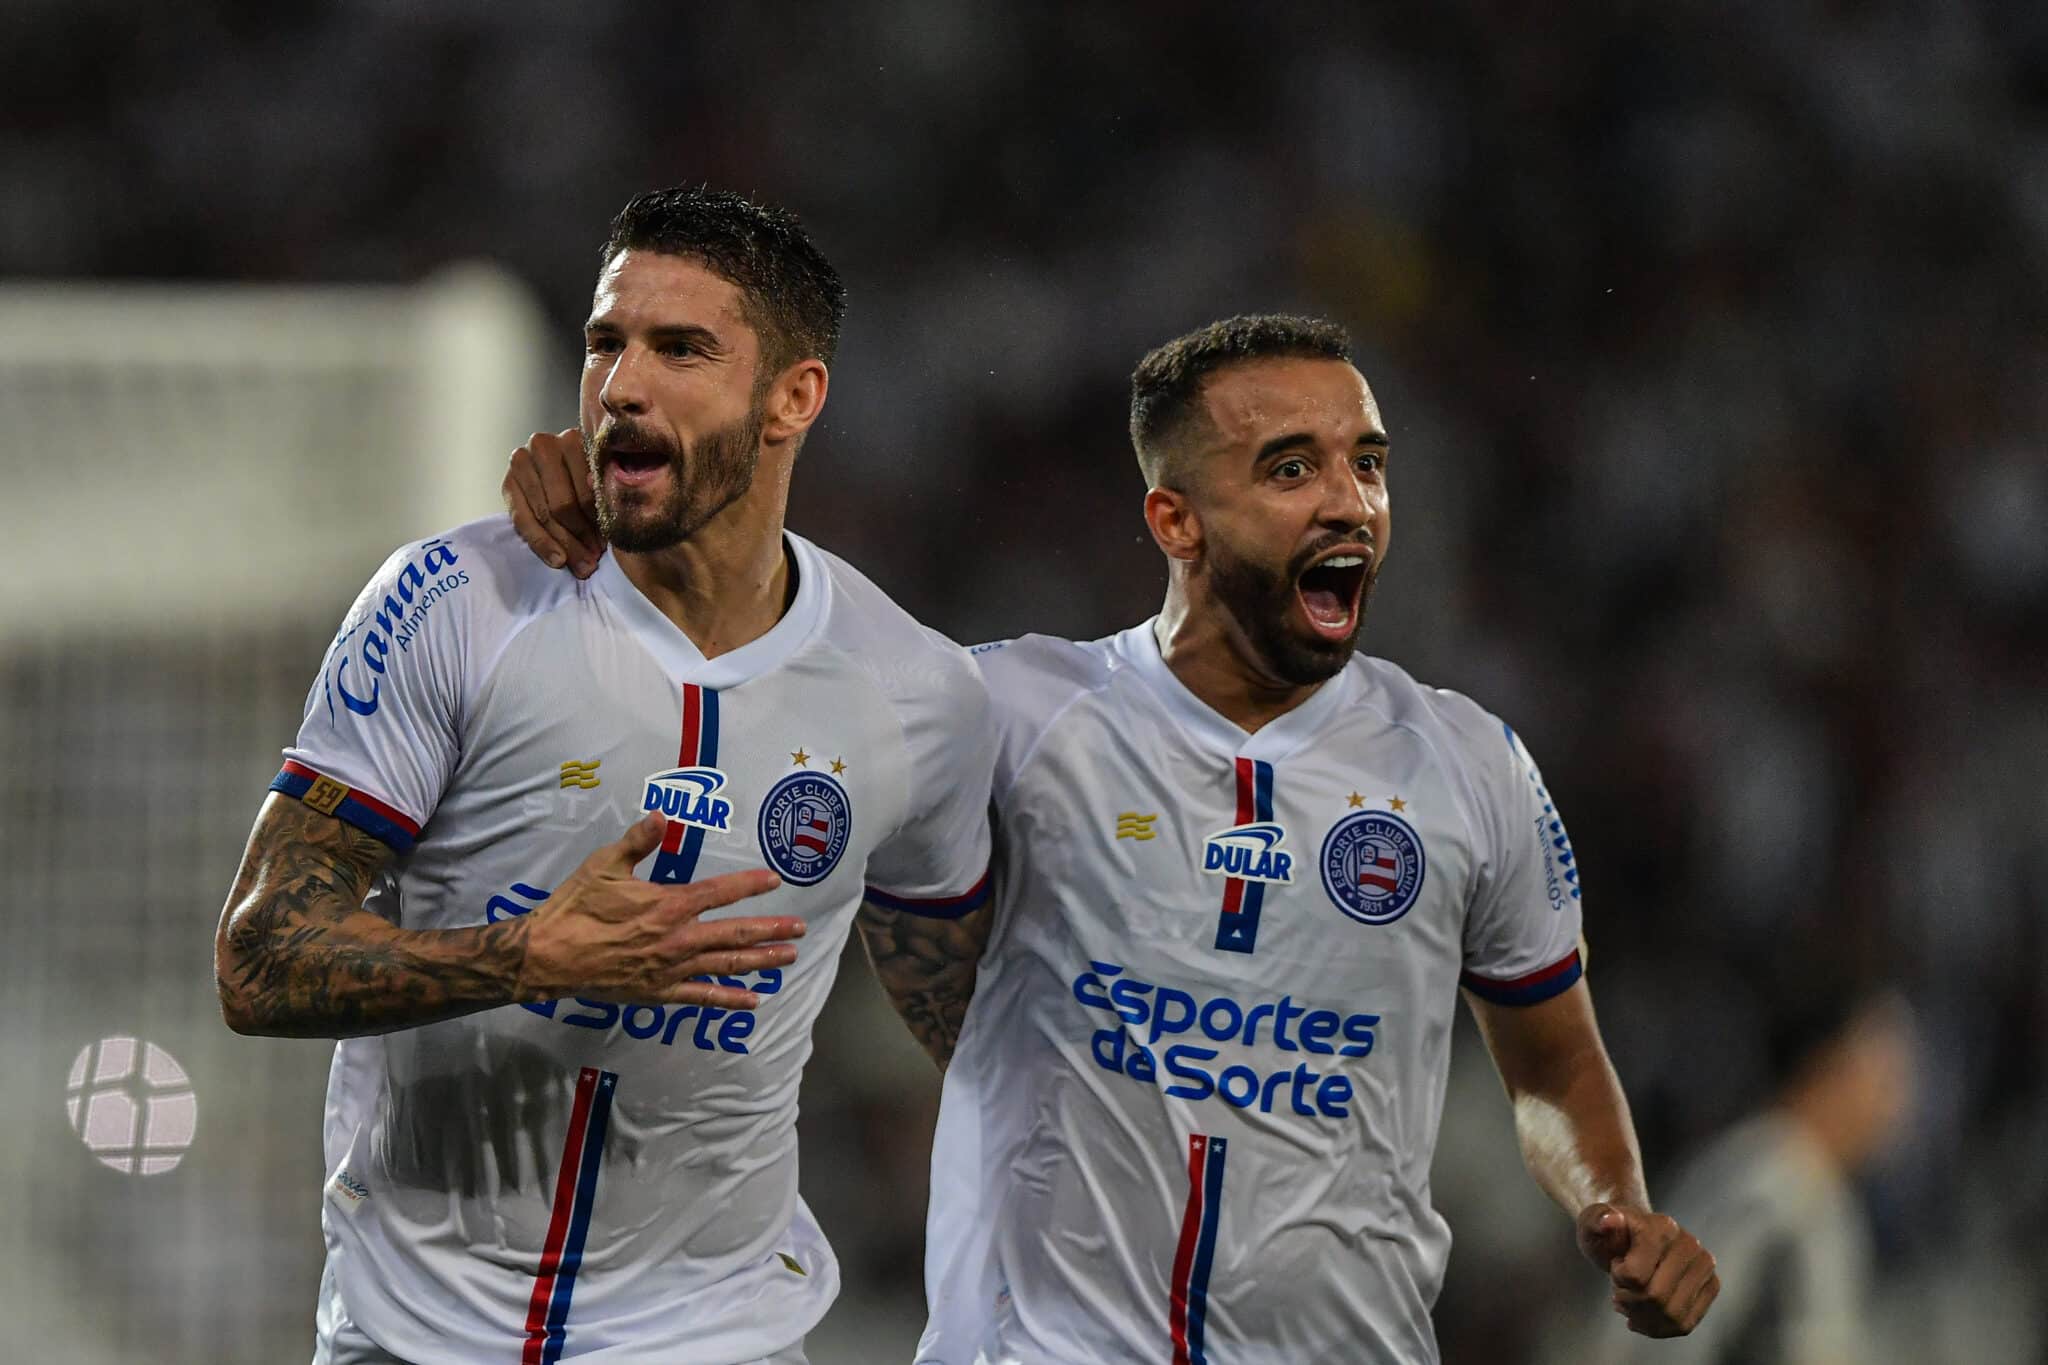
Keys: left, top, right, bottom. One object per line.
{"left": 1154, "top": 573, "right": 1326, "bottom": 734}
{"left": 614, "top": 481, "right": 793, "bottom": 658}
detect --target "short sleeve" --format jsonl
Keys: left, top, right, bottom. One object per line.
{"left": 862, "top": 653, "right": 998, "bottom": 919}
{"left": 274, "top": 536, "right": 472, "bottom": 852}
{"left": 1459, "top": 721, "right": 1585, "bottom": 1005}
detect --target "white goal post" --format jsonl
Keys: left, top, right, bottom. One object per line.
{"left": 0, "top": 263, "right": 558, "bottom": 639}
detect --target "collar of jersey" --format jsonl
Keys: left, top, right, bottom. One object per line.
{"left": 590, "top": 532, "right": 830, "bottom": 688}
{"left": 1115, "top": 616, "right": 1359, "bottom": 763}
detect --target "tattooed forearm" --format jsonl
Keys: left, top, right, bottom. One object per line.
{"left": 855, "top": 900, "right": 992, "bottom": 1070}
{"left": 215, "top": 793, "right": 532, "bottom": 1038}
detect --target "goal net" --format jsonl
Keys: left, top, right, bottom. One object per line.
{"left": 0, "top": 266, "right": 554, "bottom": 1363}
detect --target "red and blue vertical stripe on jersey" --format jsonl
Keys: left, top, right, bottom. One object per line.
{"left": 1168, "top": 1132, "right": 1228, "bottom": 1365}
{"left": 521, "top": 1066, "right": 619, "bottom": 1365}
{"left": 1214, "top": 757, "right": 1275, "bottom": 954}
{"left": 650, "top": 683, "right": 720, "bottom": 885}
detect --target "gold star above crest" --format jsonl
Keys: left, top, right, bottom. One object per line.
{"left": 830, "top": 757, "right": 847, "bottom": 775}
{"left": 790, "top": 748, "right": 810, "bottom": 767}
{"left": 1346, "top": 792, "right": 1365, "bottom": 808}
{"left": 1389, "top": 796, "right": 1407, "bottom": 812}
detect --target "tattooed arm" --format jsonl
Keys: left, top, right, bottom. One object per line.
{"left": 215, "top": 793, "right": 536, "bottom": 1038}
{"left": 854, "top": 900, "right": 993, "bottom": 1070}
{"left": 216, "top": 798, "right": 802, "bottom": 1039}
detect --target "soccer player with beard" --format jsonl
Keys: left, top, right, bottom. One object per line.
{"left": 914, "top": 316, "right": 1717, "bottom": 1364}
{"left": 503, "top": 315, "right": 1719, "bottom": 1362}
{"left": 216, "top": 186, "right": 997, "bottom": 1365}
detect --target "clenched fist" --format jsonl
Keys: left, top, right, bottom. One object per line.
{"left": 1577, "top": 1201, "right": 1719, "bottom": 1338}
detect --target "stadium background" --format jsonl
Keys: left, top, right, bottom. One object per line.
{"left": 3, "top": 2, "right": 2044, "bottom": 1360}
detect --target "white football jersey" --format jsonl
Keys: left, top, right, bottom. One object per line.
{"left": 274, "top": 515, "right": 994, "bottom": 1365}
{"left": 920, "top": 622, "right": 1584, "bottom": 1365}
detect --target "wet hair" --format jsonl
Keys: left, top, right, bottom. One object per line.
{"left": 1128, "top": 314, "right": 1353, "bottom": 488}
{"left": 602, "top": 185, "right": 846, "bottom": 377}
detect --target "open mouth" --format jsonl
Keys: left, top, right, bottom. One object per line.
{"left": 602, "top": 444, "right": 669, "bottom": 487}
{"left": 1294, "top": 551, "right": 1370, "bottom": 642}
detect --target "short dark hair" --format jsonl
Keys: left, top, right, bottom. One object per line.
{"left": 1763, "top": 966, "right": 1877, "bottom": 1086}
{"left": 1128, "top": 314, "right": 1353, "bottom": 487}
{"left": 602, "top": 185, "right": 846, "bottom": 378}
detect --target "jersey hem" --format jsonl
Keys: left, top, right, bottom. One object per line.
{"left": 1460, "top": 948, "right": 1583, "bottom": 1006}
{"left": 864, "top": 867, "right": 991, "bottom": 918}
{"left": 272, "top": 760, "right": 421, "bottom": 853}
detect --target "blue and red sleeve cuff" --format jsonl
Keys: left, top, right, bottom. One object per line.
{"left": 1460, "top": 948, "right": 1583, "bottom": 1007}
{"left": 864, "top": 866, "right": 992, "bottom": 919}
{"left": 270, "top": 760, "right": 422, "bottom": 854}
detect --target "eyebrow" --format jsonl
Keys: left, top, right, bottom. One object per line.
{"left": 583, "top": 320, "right": 727, "bottom": 353}
{"left": 1253, "top": 430, "right": 1391, "bottom": 463}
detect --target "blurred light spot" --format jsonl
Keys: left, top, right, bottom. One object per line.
{"left": 64, "top": 1037, "right": 197, "bottom": 1176}
{"left": 93, "top": 1036, "right": 135, "bottom": 1084}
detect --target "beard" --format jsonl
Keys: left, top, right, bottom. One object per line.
{"left": 588, "top": 402, "right": 765, "bottom": 553}
{"left": 1206, "top": 531, "right": 1377, "bottom": 687}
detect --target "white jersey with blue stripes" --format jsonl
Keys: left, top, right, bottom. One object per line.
{"left": 919, "top": 622, "right": 1584, "bottom": 1365}
{"left": 275, "top": 515, "right": 994, "bottom": 1365}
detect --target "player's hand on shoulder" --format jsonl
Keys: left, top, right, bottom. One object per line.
{"left": 1576, "top": 1201, "right": 1719, "bottom": 1338}
{"left": 503, "top": 426, "right": 604, "bottom": 578}
{"left": 516, "top": 811, "right": 804, "bottom": 1010}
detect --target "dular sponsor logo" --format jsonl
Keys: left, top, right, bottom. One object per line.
{"left": 1201, "top": 822, "right": 1295, "bottom": 884}
{"left": 642, "top": 767, "right": 734, "bottom": 832}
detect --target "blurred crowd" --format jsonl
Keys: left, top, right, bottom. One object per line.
{"left": 6, "top": 1, "right": 2044, "bottom": 1360}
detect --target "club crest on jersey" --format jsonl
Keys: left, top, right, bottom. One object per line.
{"left": 1320, "top": 811, "right": 1426, "bottom": 926}
{"left": 641, "top": 767, "right": 733, "bottom": 832}
{"left": 758, "top": 771, "right": 852, "bottom": 886}
{"left": 1200, "top": 822, "right": 1296, "bottom": 885}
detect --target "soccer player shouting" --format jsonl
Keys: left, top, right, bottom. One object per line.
{"left": 926, "top": 315, "right": 1715, "bottom": 1363}
{"left": 507, "top": 316, "right": 1716, "bottom": 1362}
{"left": 217, "top": 188, "right": 995, "bottom": 1365}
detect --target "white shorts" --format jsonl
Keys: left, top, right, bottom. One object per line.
{"left": 312, "top": 1256, "right": 809, "bottom": 1365}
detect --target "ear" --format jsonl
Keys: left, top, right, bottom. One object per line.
{"left": 760, "top": 358, "right": 830, "bottom": 445}
{"left": 1144, "top": 485, "right": 1202, "bottom": 563}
